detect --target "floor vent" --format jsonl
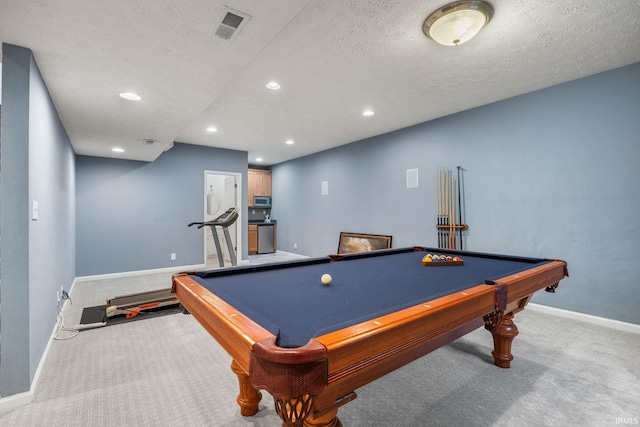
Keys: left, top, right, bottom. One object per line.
{"left": 214, "top": 8, "right": 249, "bottom": 41}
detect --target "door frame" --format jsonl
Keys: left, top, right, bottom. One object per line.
{"left": 203, "top": 170, "right": 243, "bottom": 265}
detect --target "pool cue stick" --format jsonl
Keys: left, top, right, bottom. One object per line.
{"left": 458, "top": 166, "right": 466, "bottom": 250}
{"left": 450, "top": 172, "right": 455, "bottom": 249}
{"left": 443, "top": 169, "right": 448, "bottom": 248}
{"left": 436, "top": 169, "right": 442, "bottom": 247}
{"left": 453, "top": 174, "right": 457, "bottom": 249}
{"left": 447, "top": 169, "right": 452, "bottom": 249}
{"left": 440, "top": 167, "right": 445, "bottom": 248}
{"left": 457, "top": 166, "right": 462, "bottom": 250}
{"left": 439, "top": 168, "right": 443, "bottom": 249}
{"left": 452, "top": 172, "right": 457, "bottom": 249}
{"left": 441, "top": 168, "right": 445, "bottom": 248}
{"left": 436, "top": 169, "right": 441, "bottom": 248}
{"left": 444, "top": 170, "right": 449, "bottom": 249}
{"left": 440, "top": 168, "right": 445, "bottom": 248}
{"left": 446, "top": 170, "right": 450, "bottom": 249}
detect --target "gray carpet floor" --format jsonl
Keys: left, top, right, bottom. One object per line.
{"left": 1, "top": 256, "right": 638, "bottom": 426}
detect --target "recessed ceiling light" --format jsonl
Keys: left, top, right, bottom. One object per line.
{"left": 206, "top": 126, "right": 218, "bottom": 133}
{"left": 286, "top": 139, "right": 295, "bottom": 145}
{"left": 119, "top": 92, "right": 141, "bottom": 101}
{"left": 266, "top": 82, "right": 280, "bottom": 90}
{"left": 112, "top": 147, "right": 125, "bottom": 153}
{"left": 363, "top": 110, "right": 375, "bottom": 116}
{"left": 256, "top": 157, "right": 263, "bottom": 162}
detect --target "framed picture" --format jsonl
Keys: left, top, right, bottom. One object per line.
{"left": 337, "top": 232, "right": 392, "bottom": 254}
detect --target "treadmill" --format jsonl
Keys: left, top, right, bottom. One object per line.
{"left": 188, "top": 206, "right": 239, "bottom": 267}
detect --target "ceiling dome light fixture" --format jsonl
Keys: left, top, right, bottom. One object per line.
{"left": 362, "top": 110, "right": 375, "bottom": 117}
{"left": 423, "top": 1, "right": 493, "bottom": 46}
{"left": 119, "top": 92, "right": 141, "bottom": 100}
{"left": 206, "top": 126, "right": 218, "bottom": 133}
{"left": 286, "top": 139, "right": 295, "bottom": 145}
{"left": 266, "top": 81, "right": 280, "bottom": 90}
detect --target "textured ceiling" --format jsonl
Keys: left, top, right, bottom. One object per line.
{"left": 1, "top": 0, "right": 639, "bottom": 164}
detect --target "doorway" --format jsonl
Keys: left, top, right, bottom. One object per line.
{"left": 204, "top": 171, "right": 242, "bottom": 268}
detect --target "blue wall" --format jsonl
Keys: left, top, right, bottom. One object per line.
{"left": 0, "top": 44, "right": 76, "bottom": 397}
{"left": 271, "top": 63, "right": 640, "bottom": 325}
{"left": 76, "top": 143, "right": 248, "bottom": 276}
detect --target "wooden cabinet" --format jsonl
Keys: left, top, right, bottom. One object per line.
{"left": 248, "top": 169, "right": 272, "bottom": 206}
{"left": 248, "top": 224, "right": 258, "bottom": 255}
{"left": 248, "top": 169, "right": 273, "bottom": 255}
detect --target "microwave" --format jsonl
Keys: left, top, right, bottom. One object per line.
{"left": 253, "top": 196, "right": 272, "bottom": 207}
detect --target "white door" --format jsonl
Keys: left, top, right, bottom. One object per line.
{"left": 205, "top": 172, "right": 239, "bottom": 268}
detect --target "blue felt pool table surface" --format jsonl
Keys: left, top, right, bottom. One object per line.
{"left": 192, "top": 247, "right": 548, "bottom": 348}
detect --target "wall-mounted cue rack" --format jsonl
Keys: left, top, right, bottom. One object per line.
{"left": 436, "top": 166, "right": 468, "bottom": 250}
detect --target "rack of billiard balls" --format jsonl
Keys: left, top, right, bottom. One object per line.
{"left": 421, "top": 254, "right": 464, "bottom": 266}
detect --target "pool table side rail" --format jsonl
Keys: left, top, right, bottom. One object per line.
{"left": 485, "top": 260, "right": 568, "bottom": 312}
{"left": 316, "top": 284, "right": 497, "bottom": 374}
{"left": 172, "top": 273, "right": 275, "bottom": 373}
{"left": 195, "top": 256, "right": 331, "bottom": 279}
{"left": 414, "top": 246, "right": 548, "bottom": 264}
{"left": 311, "top": 284, "right": 498, "bottom": 407}
{"left": 328, "top": 246, "right": 546, "bottom": 264}
{"left": 328, "top": 246, "right": 418, "bottom": 261}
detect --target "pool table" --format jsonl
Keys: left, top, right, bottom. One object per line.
{"left": 172, "top": 246, "right": 568, "bottom": 427}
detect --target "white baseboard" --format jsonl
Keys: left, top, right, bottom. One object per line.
{"left": 0, "top": 390, "right": 34, "bottom": 416}
{"left": 528, "top": 303, "right": 640, "bottom": 334}
{"left": 0, "top": 300, "right": 62, "bottom": 416}
{"left": 74, "top": 263, "right": 206, "bottom": 282}
{"left": 275, "top": 250, "right": 308, "bottom": 257}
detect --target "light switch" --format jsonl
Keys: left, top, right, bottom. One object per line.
{"left": 321, "top": 181, "right": 329, "bottom": 196}
{"left": 32, "top": 200, "right": 39, "bottom": 220}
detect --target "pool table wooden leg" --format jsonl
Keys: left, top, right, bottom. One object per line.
{"left": 484, "top": 311, "right": 519, "bottom": 368}
{"left": 231, "top": 359, "right": 262, "bottom": 416}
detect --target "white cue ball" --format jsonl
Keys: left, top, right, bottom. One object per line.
{"left": 321, "top": 274, "right": 332, "bottom": 285}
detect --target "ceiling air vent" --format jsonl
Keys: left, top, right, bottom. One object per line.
{"left": 214, "top": 8, "right": 250, "bottom": 41}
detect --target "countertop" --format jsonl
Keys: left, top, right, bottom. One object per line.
{"left": 248, "top": 220, "right": 277, "bottom": 225}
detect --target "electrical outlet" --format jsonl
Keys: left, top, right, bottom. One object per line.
{"left": 171, "top": 253, "right": 176, "bottom": 260}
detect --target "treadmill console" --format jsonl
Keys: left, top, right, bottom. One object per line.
{"left": 187, "top": 207, "right": 239, "bottom": 267}
{"left": 214, "top": 207, "right": 239, "bottom": 227}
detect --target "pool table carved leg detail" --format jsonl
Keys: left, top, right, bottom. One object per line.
{"left": 274, "top": 395, "right": 342, "bottom": 427}
{"left": 483, "top": 311, "right": 519, "bottom": 369}
{"left": 231, "top": 359, "right": 262, "bottom": 416}
{"left": 274, "top": 394, "right": 315, "bottom": 427}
